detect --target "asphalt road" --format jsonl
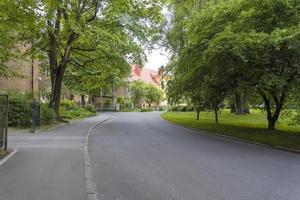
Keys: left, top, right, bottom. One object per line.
{"left": 1, "top": 112, "right": 300, "bottom": 200}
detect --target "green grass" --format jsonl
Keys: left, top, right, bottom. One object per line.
{"left": 161, "top": 110, "right": 300, "bottom": 150}
{"left": 59, "top": 107, "right": 95, "bottom": 120}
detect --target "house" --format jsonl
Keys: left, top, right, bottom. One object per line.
{"left": 130, "top": 64, "right": 163, "bottom": 88}
{"left": 94, "top": 64, "right": 165, "bottom": 111}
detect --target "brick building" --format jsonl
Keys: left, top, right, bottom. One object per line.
{"left": 0, "top": 45, "right": 39, "bottom": 95}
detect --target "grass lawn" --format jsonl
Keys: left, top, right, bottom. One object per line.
{"left": 161, "top": 110, "right": 300, "bottom": 151}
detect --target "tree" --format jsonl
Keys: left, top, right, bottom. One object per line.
{"left": 199, "top": 0, "right": 300, "bottom": 130}
{"left": 167, "top": 0, "right": 300, "bottom": 130}
{"left": 0, "top": 0, "right": 38, "bottom": 78}
{"left": 130, "top": 80, "right": 146, "bottom": 107}
{"left": 9, "top": 0, "right": 166, "bottom": 117}
{"left": 144, "top": 84, "right": 164, "bottom": 108}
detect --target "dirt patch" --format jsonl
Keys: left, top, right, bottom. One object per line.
{"left": 0, "top": 149, "right": 10, "bottom": 160}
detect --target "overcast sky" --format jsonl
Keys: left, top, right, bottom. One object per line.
{"left": 144, "top": 7, "right": 171, "bottom": 71}
{"left": 144, "top": 48, "right": 170, "bottom": 70}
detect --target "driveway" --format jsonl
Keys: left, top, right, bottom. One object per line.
{"left": 0, "top": 112, "right": 300, "bottom": 200}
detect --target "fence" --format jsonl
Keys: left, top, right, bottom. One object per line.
{"left": 0, "top": 94, "right": 8, "bottom": 150}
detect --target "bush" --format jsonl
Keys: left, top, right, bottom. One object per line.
{"left": 60, "top": 101, "right": 95, "bottom": 119}
{"left": 158, "top": 106, "right": 167, "bottom": 111}
{"left": 171, "top": 105, "right": 194, "bottom": 112}
{"left": 117, "top": 96, "right": 133, "bottom": 110}
{"left": 60, "top": 100, "right": 78, "bottom": 111}
{"left": 40, "top": 103, "right": 56, "bottom": 125}
{"left": 85, "top": 104, "right": 96, "bottom": 113}
{"left": 8, "top": 93, "right": 32, "bottom": 127}
{"left": 140, "top": 108, "right": 154, "bottom": 112}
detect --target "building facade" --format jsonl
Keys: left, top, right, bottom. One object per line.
{"left": 0, "top": 45, "right": 39, "bottom": 95}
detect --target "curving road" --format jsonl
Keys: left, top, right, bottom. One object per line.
{"left": 1, "top": 112, "right": 300, "bottom": 200}
{"left": 90, "top": 112, "right": 300, "bottom": 200}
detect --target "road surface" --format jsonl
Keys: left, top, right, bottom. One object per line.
{"left": 0, "top": 112, "right": 300, "bottom": 200}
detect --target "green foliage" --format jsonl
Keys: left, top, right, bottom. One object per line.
{"left": 60, "top": 100, "right": 78, "bottom": 111}
{"left": 130, "top": 80, "right": 146, "bottom": 106}
{"left": 140, "top": 108, "right": 154, "bottom": 112}
{"left": 171, "top": 105, "right": 194, "bottom": 112}
{"left": 166, "top": 0, "right": 300, "bottom": 129}
{"left": 40, "top": 103, "right": 56, "bottom": 125}
{"left": 85, "top": 104, "right": 96, "bottom": 114}
{"left": 1, "top": 0, "right": 167, "bottom": 113}
{"left": 59, "top": 101, "right": 95, "bottom": 120}
{"left": 8, "top": 93, "right": 56, "bottom": 127}
{"left": 130, "top": 80, "right": 165, "bottom": 108}
{"left": 144, "top": 84, "right": 165, "bottom": 107}
{"left": 8, "top": 93, "right": 32, "bottom": 127}
{"left": 0, "top": 0, "right": 38, "bottom": 78}
{"left": 117, "top": 96, "right": 132, "bottom": 110}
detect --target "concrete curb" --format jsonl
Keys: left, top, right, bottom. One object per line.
{"left": 37, "top": 114, "right": 100, "bottom": 133}
{"left": 0, "top": 149, "right": 18, "bottom": 166}
{"left": 84, "top": 118, "right": 113, "bottom": 200}
{"left": 161, "top": 118, "right": 300, "bottom": 155}
{"left": 9, "top": 114, "right": 100, "bottom": 135}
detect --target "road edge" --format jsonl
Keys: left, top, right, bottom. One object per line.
{"left": 160, "top": 116, "right": 300, "bottom": 155}
{"left": 0, "top": 149, "right": 18, "bottom": 167}
{"left": 84, "top": 118, "right": 112, "bottom": 200}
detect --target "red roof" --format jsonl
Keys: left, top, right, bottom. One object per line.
{"left": 131, "top": 64, "right": 161, "bottom": 86}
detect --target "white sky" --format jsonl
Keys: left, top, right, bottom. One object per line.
{"left": 144, "top": 7, "right": 171, "bottom": 71}
{"left": 145, "top": 49, "right": 170, "bottom": 70}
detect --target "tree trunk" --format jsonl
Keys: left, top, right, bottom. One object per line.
{"left": 81, "top": 95, "right": 86, "bottom": 107}
{"left": 267, "top": 116, "right": 276, "bottom": 130}
{"left": 230, "top": 97, "right": 236, "bottom": 113}
{"left": 196, "top": 110, "right": 200, "bottom": 120}
{"left": 235, "top": 92, "right": 249, "bottom": 115}
{"left": 49, "top": 65, "right": 66, "bottom": 117}
{"left": 242, "top": 94, "right": 250, "bottom": 114}
{"left": 47, "top": 15, "right": 78, "bottom": 117}
{"left": 112, "top": 79, "right": 116, "bottom": 111}
{"left": 214, "top": 108, "right": 218, "bottom": 123}
{"left": 259, "top": 90, "right": 286, "bottom": 131}
{"left": 235, "top": 92, "right": 242, "bottom": 114}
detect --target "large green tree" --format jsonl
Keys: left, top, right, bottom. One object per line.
{"left": 7, "top": 0, "right": 165, "bottom": 116}
{"left": 0, "top": 0, "right": 38, "bottom": 78}
{"left": 167, "top": 0, "right": 300, "bottom": 130}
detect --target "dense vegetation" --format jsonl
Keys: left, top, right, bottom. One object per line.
{"left": 165, "top": 0, "right": 300, "bottom": 130}
{"left": 8, "top": 93, "right": 95, "bottom": 128}
{"left": 0, "top": 0, "right": 166, "bottom": 116}
{"left": 116, "top": 80, "right": 165, "bottom": 111}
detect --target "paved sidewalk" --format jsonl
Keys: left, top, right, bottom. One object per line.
{"left": 0, "top": 114, "right": 110, "bottom": 200}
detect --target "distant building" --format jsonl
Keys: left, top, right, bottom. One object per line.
{"left": 94, "top": 64, "right": 165, "bottom": 111}
{"left": 130, "top": 64, "right": 163, "bottom": 87}
{"left": 0, "top": 45, "right": 39, "bottom": 95}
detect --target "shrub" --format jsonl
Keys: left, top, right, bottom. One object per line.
{"left": 40, "top": 103, "right": 56, "bottom": 125}
{"left": 171, "top": 105, "right": 194, "bottom": 112}
{"left": 60, "top": 100, "right": 78, "bottom": 111}
{"left": 85, "top": 104, "right": 96, "bottom": 113}
{"left": 140, "top": 108, "right": 154, "bottom": 112}
{"left": 120, "top": 108, "right": 136, "bottom": 112}
{"left": 117, "top": 96, "right": 132, "bottom": 109}
{"left": 158, "top": 106, "right": 168, "bottom": 111}
{"left": 8, "top": 93, "right": 32, "bottom": 127}
{"left": 60, "top": 102, "right": 95, "bottom": 119}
